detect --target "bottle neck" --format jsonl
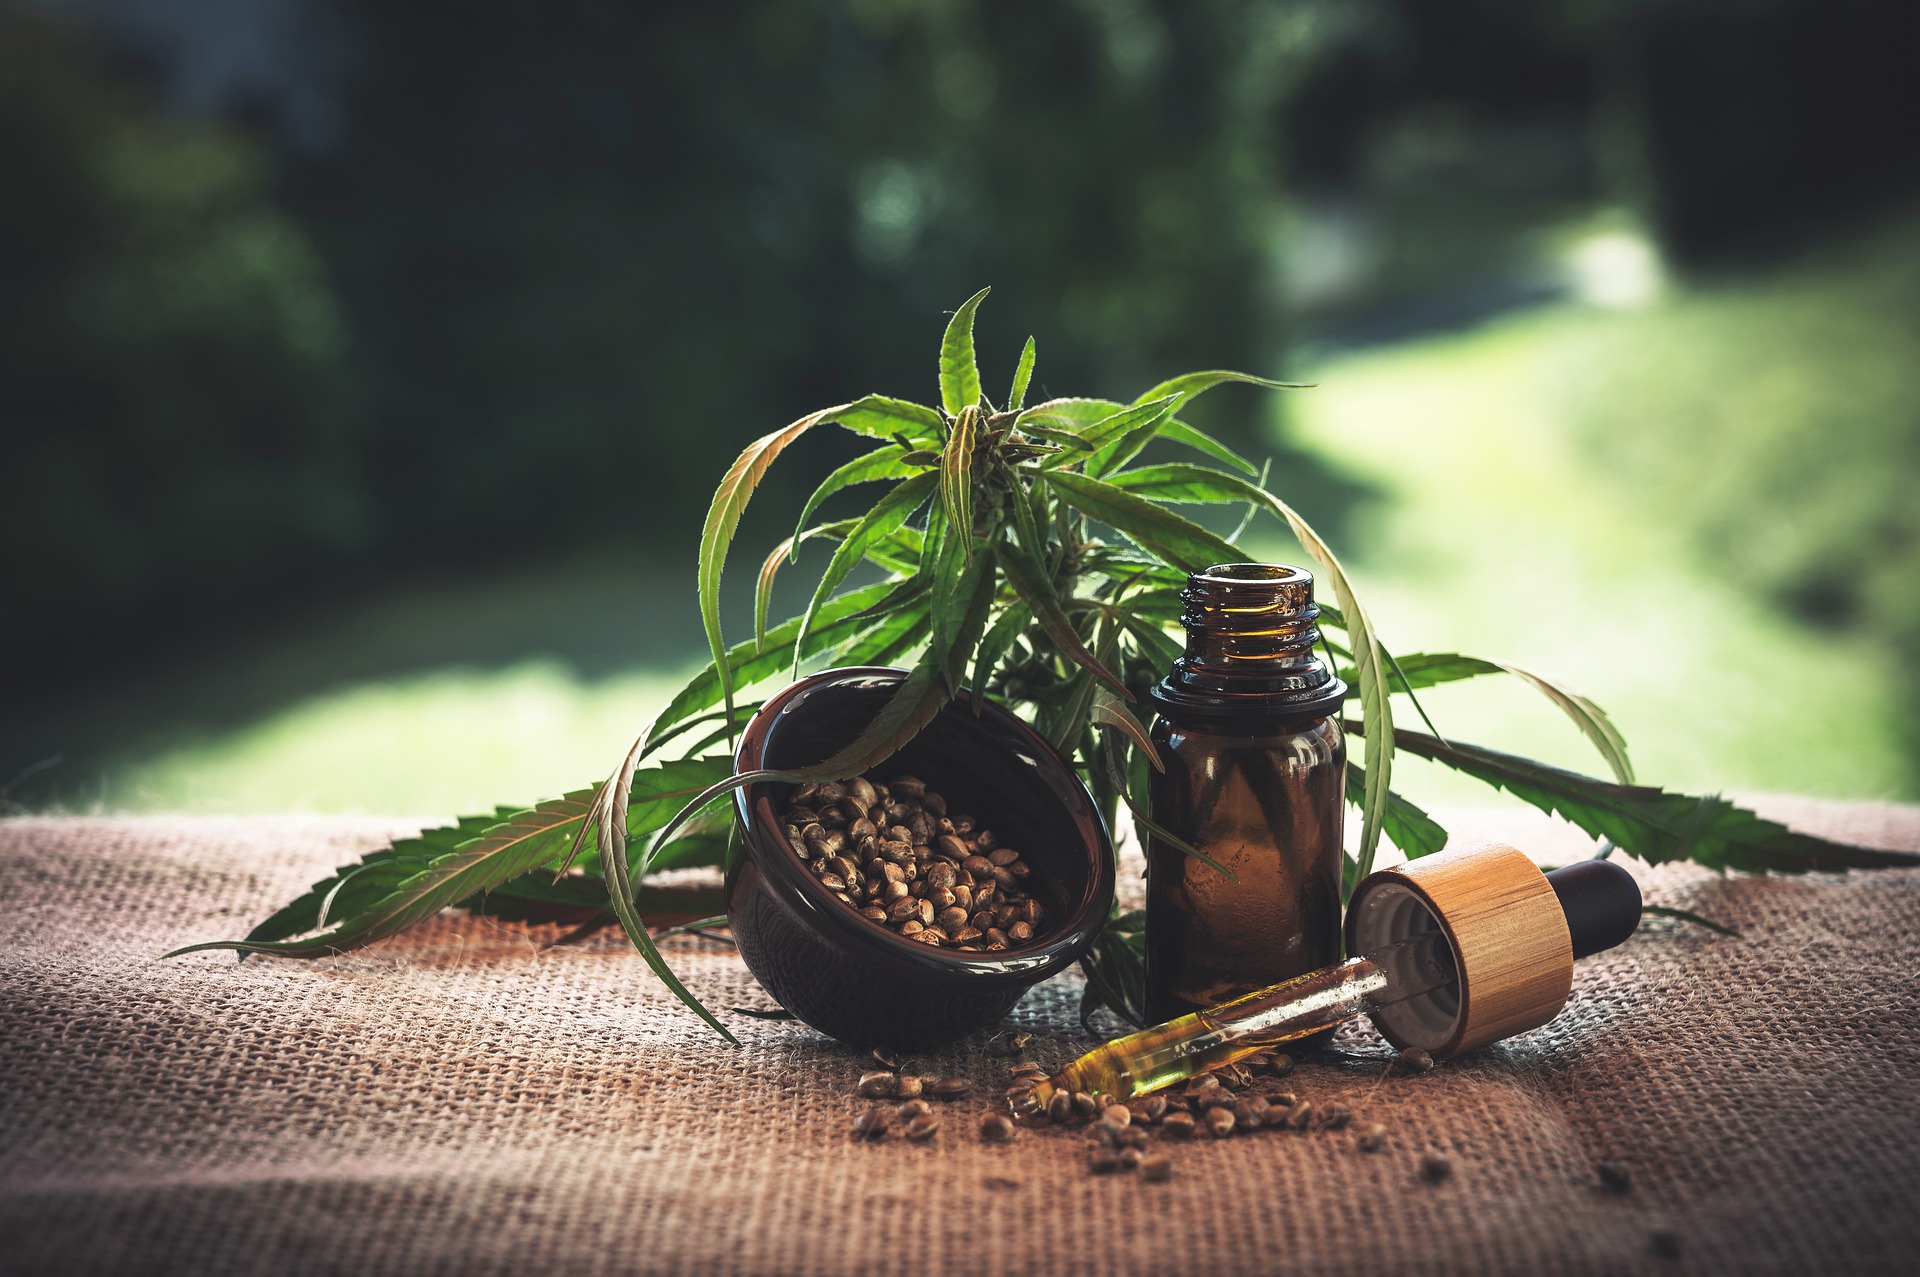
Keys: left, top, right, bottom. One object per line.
{"left": 1147, "top": 563, "right": 1346, "bottom": 723}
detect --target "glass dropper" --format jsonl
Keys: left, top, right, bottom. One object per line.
{"left": 1012, "top": 929, "right": 1456, "bottom": 1113}
{"left": 1012, "top": 853, "right": 1643, "bottom": 1114}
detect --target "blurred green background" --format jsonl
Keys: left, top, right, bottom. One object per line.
{"left": 5, "top": 0, "right": 1917, "bottom": 815}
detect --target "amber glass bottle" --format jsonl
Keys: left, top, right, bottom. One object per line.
{"left": 1144, "top": 563, "right": 1347, "bottom": 1024}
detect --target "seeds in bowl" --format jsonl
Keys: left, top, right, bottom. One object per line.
{"left": 779, "top": 774, "right": 1052, "bottom": 952}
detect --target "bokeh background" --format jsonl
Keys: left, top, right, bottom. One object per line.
{"left": 6, "top": 0, "right": 1918, "bottom": 817}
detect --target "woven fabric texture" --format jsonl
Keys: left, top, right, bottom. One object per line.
{"left": 2, "top": 798, "right": 1917, "bottom": 1276}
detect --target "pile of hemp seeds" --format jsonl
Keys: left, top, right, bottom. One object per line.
{"left": 779, "top": 774, "right": 1050, "bottom": 950}
{"left": 849, "top": 1037, "right": 1448, "bottom": 1183}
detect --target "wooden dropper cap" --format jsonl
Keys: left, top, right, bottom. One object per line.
{"left": 1344, "top": 842, "right": 1640, "bottom": 1059}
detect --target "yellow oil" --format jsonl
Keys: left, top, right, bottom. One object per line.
{"left": 1012, "top": 957, "right": 1389, "bottom": 1114}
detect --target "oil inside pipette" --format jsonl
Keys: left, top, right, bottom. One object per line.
{"left": 1013, "top": 929, "right": 1454, "bottom": 1114}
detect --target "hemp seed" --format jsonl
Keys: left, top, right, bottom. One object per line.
{"left": 856, "top": 1071, "right": 897, "bottom": 1099}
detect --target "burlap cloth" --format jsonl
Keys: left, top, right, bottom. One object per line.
{"left": 2, "top": 797, "right": 1918, "bottom": 1276}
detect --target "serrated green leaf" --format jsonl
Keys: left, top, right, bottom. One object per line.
{"left": 1017, "top": 423, "right": 1095, "bottom": 451}
{"left": 1385, "top": 652, "right": 1634, "bottom": 784}
{"left": 1382, "top": 725, "right": 1920, "bottom": 873}
{"left": 1075, "top": 397, "right": 1183, "bottom": 477}
{"left": 1344, "top": 764, "right": 1449, "bottom": 859}
{"left": 793, "top": 471, "right": 939, "bottom": 677}
{"left": 699, "top": 407, "right": 843, "bottom": 727}
{"left": 658, "top": 579, "right": 896, "bottom": 734}
{"left": 1130, "top": 368, "right": 1312, "bottom": 411}
{"left": 939, "top": 286, "right": 991, "bottom": 415}
{"left": 1042, "top": 469, "right": 1241, "bottom": 574}
{"left": 838, "top": 599, "right": 932, "bottom": 668}
{"left": 1014, "top": 396, "right": 1125, "bottom": 433}
{"left": 844, "top": 570, "right": 930, "bottom": 625}
{"left": 792, "top": 445, "right": 917, "bottom": 561}
{"left": 971, "top": 602, "right": 1030, "bottom": 711}
{"left": 1113, "top": 608, "right": 1184, "bottom": 669}
{"left": 1103, "top": 462, "right": 1264, "bottom": 505}
{"left": 934, "top": 544, "right": 997, "bottom": 689}
{"left": 649, "top": 663, "right": 957, "bottom": 859}
{"left": 999, "top": 543, "right": 1130, "bottom": 699}
{"left": 1159, "top": 417, "right": 1258, "bottom": 475}
{"left": 1090, "top": 687, "right": 1162, "bottom": 770}
{"left": 1073, "top": 395, "right": 1180, "bottom": 454}
{"left": 165, "top": 758, "right": 734, "bottom": 962}
{"left": 591, "top": 738, "right": 740, "bottom": 1043}
{"left": 942, "top": 403, "right": 980, "bottom": 557}
{"left": 829, "top": 393, "right": 944, "bottom": 443}
{"left": 1008, "top": 336, "right": 1037, "bottom": 411}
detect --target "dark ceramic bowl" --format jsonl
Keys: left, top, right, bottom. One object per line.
{"left": 727, "top": 667, "right": 1116, "bottom": 1048}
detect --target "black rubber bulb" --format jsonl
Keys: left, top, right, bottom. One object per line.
{"left": 1544, "top": 859, "right": 1642, "bottom": 959}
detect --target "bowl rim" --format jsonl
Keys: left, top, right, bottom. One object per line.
{"left": 731, "top": 666, "right": 1115, "bottom": 985}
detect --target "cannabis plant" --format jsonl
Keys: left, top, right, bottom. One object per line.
{"left": 170, "top": 289, "right": 1918, "bottom": 1039}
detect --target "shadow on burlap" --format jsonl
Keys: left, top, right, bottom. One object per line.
{"left": 1, "top": 799, "right": 1917, "bottom": 1276}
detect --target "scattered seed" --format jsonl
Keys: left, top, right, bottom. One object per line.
{"left": 1268, "top": 1052, "right": 1294, "bottom": 1078}
{"left": 897, "top": 1099, "right": 932, "bottom": 1121}
{"left": 894, "top": 1074, "right": 924, "bottom": 1100}
{"left": 1160, "top": 1111, "right": 1197, "bottom": 1140}
{"left": 905, "top": 1114, "right": 941, "bottom": 1142}
{"left": 856, "top": 1071, "right": 897, "bottom": 1099}
{"left": 1087, "top": 1145, "right": 1120, "bottom": 1174}
{"left": 930, "top": 1077, "right": 972, "bottom": 1101}
{"left": 979, "top": 1113, "right": 1016, "bottom": 1142}
{"left": 1398, "top": 1046, "right": 1436, "bottom": 1075}
{"left": 1316, "top": 1103, "right": 1352, "bottom": 1132}
{"left": 1140, "top": 1154, "right": 1173, "bottom": 1182}
{"left": 1071, "top": 1091, "right": 1100, "bottom": 1119}
{"left": 1046, "top": 1090, "right": 1074, "bottom": 1123}
{"left": 1357, "top": 1123, "right": 1387, "bottom": 1153}
{"left": 1286, "top": 1101, "right": 1315, "bottom": 1132}
{"left": 1420, "top": 1152, "right": 1452, "bottom": 1182}
{"left": 853, "top": 1107, "right": 892, "bottom": 1139}
{"left": 1204, "top": 1108, "right": 1236, "bottom": 1138}
{"left": 1117, "top": 1147, "right": 1144, "bottom": 1171}
{"left": 1263, "top": 1103, "right": 1294, "bottom": 1130}
{"left": 1137, "top": 1095, "right": 1168, "bottom": 1124}
{"left": 1101, "top": 1105, "right": 1132, "bottom": 1128}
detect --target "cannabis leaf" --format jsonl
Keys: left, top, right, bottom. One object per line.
{"left": 166, "top": 757, "right": 731, "bottom": 961}
{"left": 1380, "top": 725, "right": 1920, "bottom": 873}
{"left": 219, "top": 288, "right": 1912, "bottom": 1047}
{"left": 939, "top": 286, "right": 990, "bottom": 415}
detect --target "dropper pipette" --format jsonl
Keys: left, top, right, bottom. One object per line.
{"left": 1013, "top": 847, "right": 1641, "bottom": 1113}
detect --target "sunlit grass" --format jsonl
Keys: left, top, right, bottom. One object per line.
{"left": 113, "top": 662, "right": 700, "bottom": 815}
{"left": 109, "top": 276, "right": 1914, "bottom": 814}
{"left": 1262, "top": 303, "right": 1911, "bottom": 805}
